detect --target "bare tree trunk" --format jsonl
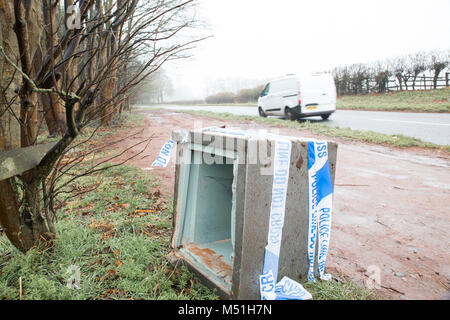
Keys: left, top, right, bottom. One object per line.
{"left": 64, "top": 0, "right": 80, "bottom": 116}
{"left": 433, "top": 72, "right": 440, "bottom": 89}
{"left": 41, "top": 92, "right": 59, "bottom": 136}
{"left": 0, "top": 1, "right": 21, "bottom": 149}
{"left": 86, "top": 6, "right": 96, "bottom": 84}
{"left": 0, "top": 3, "right": 24, "bottom": 244}
{"left": 396, "top": 75, "right": 403, "bottom": 91}
{"left": 14, "top": 0, "right": 38, "bottom": 147}
{"left": 0, "top": 0, "right": 56, "bottom": 252}
{"left": 101, "top": 0, "right": 120, "bottom": 125}
{"left": 15, "top": 0, "right": 54, "bottom": 249}
{"left": 1, "top": 0, "right": 199, "bottom": 253}
{"left": 34, "top": 1, "right": 60, "bottom": 137}
{"left": 100, "top": 0, "right": 138, "bottom": 125}
{"left": 0, "top": 179, "right": 31, "bottom": 252}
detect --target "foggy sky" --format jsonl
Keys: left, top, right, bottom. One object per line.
{"left": 166, "top": 0, "right": 450, "bottom": 100}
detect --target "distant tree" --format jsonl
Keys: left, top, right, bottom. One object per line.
{"left": 347, "top": 64, "right": 369, "bottom": 94}
{"left": 408, "top": 52, "right": 428, "bottom": 90}
{"left": 332, "top": 66, "right": 352, "bottom": 96}
{"left": 205, "top": 92, "right": 235, "bottom": 104}
{"left": 429, "top": 50, "right": 449, "bottom": 89}
{"left": 206, "top": 77, "right": 265, "bottom": 97}
{"left": 402, "top": 61, "right": 414, "bottom": 91}
{"left": 365, "top": 64, "right": 376, "bottom": 93}
{"left": 340, "top": 67, "right": 351, "bottom": 95}
{"left": 235, "top": 85, "right": 264, "bottom": 103}
{"left": 332, "top": 49, "right": 449, "bottom": 95}
{"left": 390, "top": 57, "right": 407, "bottom": 91}
{"left": 373, "top": 61, "right": 392, "bottom": 93}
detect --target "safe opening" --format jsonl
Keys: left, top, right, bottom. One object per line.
{"left": 175, "top": 148, "right": 238, "bottom": 293}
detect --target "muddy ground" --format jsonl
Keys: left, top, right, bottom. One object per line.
{"left": 111, "top": 109, "right": 450, "bottom": 300}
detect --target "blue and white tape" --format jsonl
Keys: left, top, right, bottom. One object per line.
{"left": 151, "top": 131, "right": 190, "bottom": 168}
{"left": 260, "top": 272, "right": 312, "bottom": 300}
{"left": 262, "top": 139, "right": 291, "bottom": 282}
{"left": 307, "top": 141, "right": 333, "bottom": 282}
{"left": 260, "top": 138, "right": 334, "bottom": 299}
{"left": 274, "top": 275, "right": 313, "bottom": 300}
{"left": 151, "top": 139, "right": 175, "bottom": 168}
{"left": 259, "top": 139, "right": 312, "bottom": 300}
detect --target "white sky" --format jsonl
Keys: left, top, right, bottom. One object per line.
{"left": 166, "top": 0, "right": 450, "bottom": 100}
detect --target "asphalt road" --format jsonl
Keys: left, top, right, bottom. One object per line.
{"left": 144, "top": 105, "right": 450, "bottom": 146}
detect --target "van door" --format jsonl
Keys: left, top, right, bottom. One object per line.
{"left": 279, "top": 78, "right": 299, "bottom": 109}
{"left": 259, "top": 83, "right": 271, "bottom": 111}
{"left": 260, "top": 82, "right": 278, "bottom": 113}
{"left": 265, "top": 80, "right": 283, "bottom": 112}
{"left": 300, "top": 74, "right": 335, "bottom": 112}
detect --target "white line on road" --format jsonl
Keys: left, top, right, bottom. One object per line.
{"left": 368, "top": 118, "right": 450, "bottom": 127}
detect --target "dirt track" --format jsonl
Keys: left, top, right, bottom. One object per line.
{"left": 112, "top": 109, "right": 450, "bottom": 300}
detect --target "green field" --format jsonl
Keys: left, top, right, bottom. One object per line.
{"left": 337, "top": 88, "right": 450, "bottom": 113}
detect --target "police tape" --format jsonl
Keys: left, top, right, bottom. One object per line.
{"left": 151, "top": 139, "right": 175, "bottom": 168}
{"left": 307, "top": 141, "right": 333, "bottom": 282}
{"left": 260, "top": 140, "right": 333, "bottom": 300}
{"left": 259, "top": 139, "right": 313, "bottom": 300}
{"left": 151, "top": 130, "right": 191, "bottom": 168}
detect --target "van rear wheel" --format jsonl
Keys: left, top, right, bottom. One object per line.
{"left": 258, "top": 107, "right": 267, "bottom": 117}
{"left": 285, "top": 107, "right": 296, "bottom": 121}
{"left": 321, "top": 113, "right": 331, "bottom": 120}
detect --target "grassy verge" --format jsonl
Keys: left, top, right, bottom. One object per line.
{"left": 337, "top": 88, "right": 450, "bottom": 113}
{"left": 1, "top": 114, "right": 218, "bottom": 300}
{"left": 0, "top": 112, "right": 378, "bottom": 300}
{"left": 304, "top": 278, "right": 378, "bottom": 300}
{"left": 180, "top": 110, "right": 450, "bottom": 153}
{"left": 0, "top": 163, "right": 219, "bottom": 300}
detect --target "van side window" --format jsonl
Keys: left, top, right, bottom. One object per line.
{"left": 261, "top": 83, "right": 270, "bottom": 96}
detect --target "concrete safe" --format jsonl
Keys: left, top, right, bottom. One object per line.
{"left": 170, "top": 128, "right": 337, "bottom": 300}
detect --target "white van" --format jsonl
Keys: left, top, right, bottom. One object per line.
{"left": 258, "top": 73, "right": 336, "bottom": 120}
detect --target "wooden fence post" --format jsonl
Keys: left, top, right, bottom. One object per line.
{"left": 446, "top": 73, "right": 449, "bottom": 87}
{"left": 423, "top": 75, "right": 426, "bottom": 90}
